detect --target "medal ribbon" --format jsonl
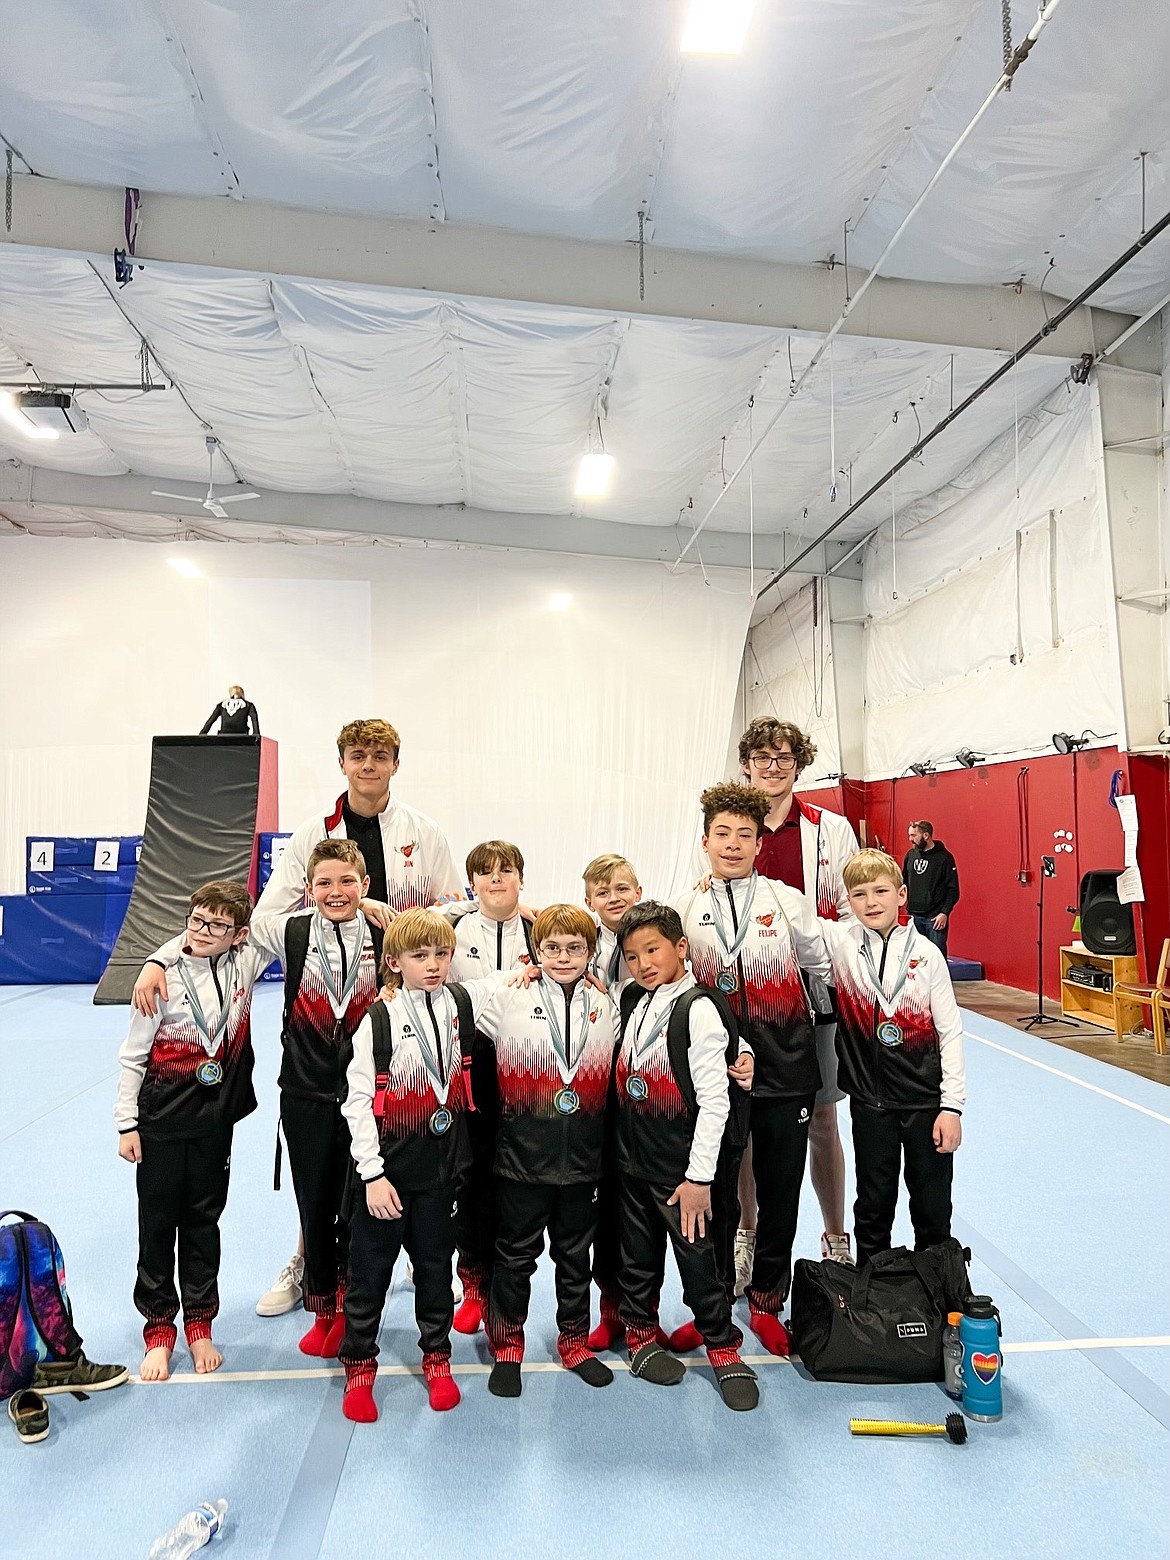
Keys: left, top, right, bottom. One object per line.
{"left": 311, "top": 913, "right": 367, "bottom": 1019}
{"left": 539, "top": 977, "right": 590, "bottom": 1084}
{"left": 708, "top": 874, "right": 759, "bottom": 963}
{"left": 858, "top": 926, "right": 919, "bottom": 1018}
{"left": 176, "top": 952, "right": 237, "bottom": 1053}
{"left": 628, "top": 990, "right": 675, "bottom": 1068}
{"left": 398, "top": 987, "right": 454, "bottom": 1095}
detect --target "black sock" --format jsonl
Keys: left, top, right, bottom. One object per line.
{"left": 570, "top": 1356, "right": 614, "bottom": 1388}
{"left": 488, "top": 1360, "right": 522, "bottom": 1398}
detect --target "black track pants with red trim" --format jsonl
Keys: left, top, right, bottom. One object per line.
{"left": 280, "top": 1092, "right": 351, "bottom": 1313}
{"left": 743, "top": 1092, "right": 815, "bottom": 1314}
{"left": 454, "top": 1097, "right": 497, "bottom": 1301}
{"left": 134, "top": 1129, "right": 232, "bottom": 1343}
{"left": 617, "top": 1176, "right": 742, "bottom": 1352}
{"left": 487, "top": 1178, "right": 599, "bottom": 1365}
{"left": 340, "top": 1186, "right": 457, "bottom": 1366}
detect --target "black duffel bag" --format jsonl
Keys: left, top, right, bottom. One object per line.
{"left": 790, "top": 1238, "right": 974, "bottom": 1384}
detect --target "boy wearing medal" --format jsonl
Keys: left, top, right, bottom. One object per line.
{"left": 582, "top": 854, "right": 643, "bottom": 997}
{"left": 443, "top": 839, "right": 536, "bottom": 1336}
{"left": 268, "top": 839, "right": 383, "bottom": 1358}
{"left": 675, "top": 784, "right": 832, "bottom": 1357}
{"left": 338, "top": 909, "right": 533, "bottom": 1421}
{"left": 821, "top": 850, "right": 965, "bottom": 1267}
{"left": 613, "top": 902, "right": 759, "bottom": 1412}
{"left": 474, "top": 905, "right": 618, "bottom": 1398}
{"left": 115, "top": 880, "right": 268, "bottom": 1382}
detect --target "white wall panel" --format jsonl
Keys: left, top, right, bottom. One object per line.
{"left": 0, "top": 536, "right": 750, "bottom": 901}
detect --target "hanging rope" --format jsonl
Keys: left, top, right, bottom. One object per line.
{"left": 747, "top": 396, "right": 756, "bottom": 597}
{"left": 890, "top": 474, "right": 898, "bottom": 600}
{"left": 638, "top": 209, "right": 646, "bottom": 302}
{"left": 828, "top": 339, "right": 838, "bottom": 501}
{"left": 1002, "top": 0, "right": 1013, "bottom": 91}
{"left": 4, "top": 149, "right": 11, "bottom": 234}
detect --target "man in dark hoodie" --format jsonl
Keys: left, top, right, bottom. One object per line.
{"left": 903, "top": 822, "right": 960, "bottom": 957}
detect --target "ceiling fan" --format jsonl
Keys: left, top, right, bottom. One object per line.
{"left": 152, "top": 436, "right": 260, "bottom": 520}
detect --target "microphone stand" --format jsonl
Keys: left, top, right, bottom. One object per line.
{"left": 1019, "top": 855, "right": 1062, "bottom": 1030}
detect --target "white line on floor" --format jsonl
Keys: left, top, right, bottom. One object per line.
{"left": 133, "top": 1335, "right": 1170, "bottom": 1384}
{"left": 963, "top": 1029, "right": 1170, "bottom": 1125}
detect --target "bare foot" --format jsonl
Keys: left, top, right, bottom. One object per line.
{"left": 190, "top": 1337, "right": 223, "bottom": 1374}
{"left": 140, "top": 1345, "right": 172, "bottom": 1382}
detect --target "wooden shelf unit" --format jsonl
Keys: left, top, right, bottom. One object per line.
{"left": 1060, "top": 945, "right": 1142, "bottom": 1038}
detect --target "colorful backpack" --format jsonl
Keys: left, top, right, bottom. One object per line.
{"left": 0, "top": 1210, "right": 82, "bottom": 1400}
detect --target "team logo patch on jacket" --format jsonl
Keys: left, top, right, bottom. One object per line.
{"left": 399, "top": 841, "right": 417, "bottom": 861}
{"left": 756, "top": 913, "right": 775, "bottom": 928}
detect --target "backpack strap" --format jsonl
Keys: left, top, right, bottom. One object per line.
{"left": 520, "top": 915, "right": 537, "bottom": 963}
{"left": 617, "top": 981, "right": 643, "bottom": 1039}
{"left": 448, "top": 981, "right": 478, "bottom": 1113}
{"left": 281, "top": 914, "right": 313, "bottom": 1026}
{"left": 369, "top": 1001, "right": 394, "bottom": 1120}
{"left": 665, "top": 988, "right": 738, "bottom": 1113}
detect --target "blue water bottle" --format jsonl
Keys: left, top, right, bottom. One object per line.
{"left": 960, "top": 1295, "right": 1003, "bottom": 1422}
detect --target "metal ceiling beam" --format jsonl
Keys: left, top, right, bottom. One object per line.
{"left": 0, "top": 175, "right": 1143, "bottom": 364}
{"left": 0, "top": 462, "right": 838, "bottom": 572}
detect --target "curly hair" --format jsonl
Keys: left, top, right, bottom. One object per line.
{"left": 700, "top": 782, "right": 770, "bottom": 836}
{"left": 737, "top": 716, "right": 817, "bottom": 774}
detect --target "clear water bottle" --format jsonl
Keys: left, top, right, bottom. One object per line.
{"left": 942, "top": 1311, "right": 963, "bottom": 1398}
{"left": 149, "top": 1499, "right": 228, "bottom": 1560}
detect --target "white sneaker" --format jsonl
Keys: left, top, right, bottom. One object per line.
{"left": 733, "top": 1228, "right": 756, "bottom": 1298}
{"left": 256, "top": 1254, "right": 304, "bottom": 1316}
{"left": 821, "top": 1232, "right": 855, "bottom": 1266}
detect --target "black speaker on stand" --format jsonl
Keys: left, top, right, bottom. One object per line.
{"left": 1019, "top": 855, "right": 1064, "bottom": 1031}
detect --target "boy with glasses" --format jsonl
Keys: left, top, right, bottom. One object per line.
{"left": 115, "top": 880, "right": 268, "bottom": 1382}
{"left": 734, "top": 717, "right": 859, "bottom": 1289}
{"left": 472, "top": 905, "right": 618, "bottom": 1398}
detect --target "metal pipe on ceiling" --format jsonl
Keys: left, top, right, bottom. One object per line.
{"left": 755, "top": 202, "right": 1170, "bottom": 600}
{"left": 673, "top": 0, "right": 1068, "bottom": 569}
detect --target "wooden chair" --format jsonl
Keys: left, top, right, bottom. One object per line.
{"left": 1113, "top": 938, "right": 1170, "bottom": 1055}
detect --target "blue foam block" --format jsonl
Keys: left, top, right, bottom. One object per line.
{"left": 26, "top": 835, "right": 142, "bottom": 895}
{"left": 0, "top": 892, "right": 132, "bottom": 982}
{"left": 948, "top": 955, "right": 984, "bottom": 981}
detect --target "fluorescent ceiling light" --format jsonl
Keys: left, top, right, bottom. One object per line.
{"left": 0, "top": 390, "right": 60, "bottom": 440}
{"left": 681, "top": 0, "right": 756, "bottom": 54}
{"left": 549, "top": 592, "right": 573, "bottom": 612}
{"left": 168, "top": 557, "right": 203, "bottom": 579}
{"left": 575, "top": 452, "right": 614, "bottom": 499}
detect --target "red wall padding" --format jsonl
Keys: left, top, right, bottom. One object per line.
{"left": 798, "top": 748, "right": 1169, "bottom": 1001}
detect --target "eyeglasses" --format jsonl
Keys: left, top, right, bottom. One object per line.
{"left": 750, "top": 752, "right": 798, "bottom": 771}
{"left": 539, "top": 942, "right": 590, "bottom": 958}
{"left": 187, "top": 913, "right": 234, "bottom": 937}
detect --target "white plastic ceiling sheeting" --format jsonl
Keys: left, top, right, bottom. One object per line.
{"left": 862, "top": 384, "right": 1120, "bottom": 775}
{"left": 2, "top": 2, "right": 1168, "bottom": 310}
{"left": 0, "top": 248, "right": 1072, "bottom": 540}
{"left": 743, "top": 581, "right": 841, "bottom": 781}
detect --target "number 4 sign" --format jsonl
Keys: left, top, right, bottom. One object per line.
{"left": 30, "top": 842, "right": 55, "bottom": 872}
{"left": 94, "top": 840, "right": 120, "bottom": 872}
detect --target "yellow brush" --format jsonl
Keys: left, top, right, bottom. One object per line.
{"left": 850, "top": 1414, "right": 968, "bottom": 1445}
